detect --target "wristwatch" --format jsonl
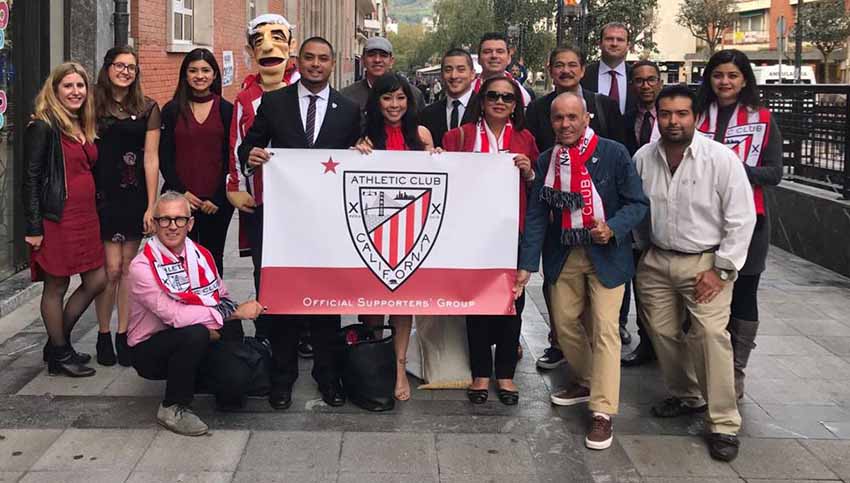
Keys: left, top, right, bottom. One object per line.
{"left": 714, "top": 268, "right": 731, "bottom": 281}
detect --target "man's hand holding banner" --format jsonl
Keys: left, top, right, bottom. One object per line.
{"left": 260, "top": 149, "right": 519, "bottom": 315}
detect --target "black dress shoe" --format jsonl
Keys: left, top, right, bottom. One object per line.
{"left": 621, "top": 342, "right": 656, "bottom": 367}
{"left": 269, "top": 390, "right": 293, "bottom": 410}
{"left": 619, "top": 325, "right": 632, "bottom": 345}
{"left": 651, "top": 397, "right": 708, "bottom": 418}
{"left": 43, "top": 341, "right": 91, "bottom": 364}
{"left": 297, "top": 341, "right": 314, "bottom": 359}
{"left": 497, "top": 388, "right": 519, "bottom": 406}
{"left": 466, "top": 388, "right": 489, "bottom": 404}
{"left": 47, "top": 347, "right": 96, "bottom": 378}
{"left": 707, "top": 433, "right": 740, "bottom": 461}
{"left": 320, "top": 385, "right": 346, "bottom": 407}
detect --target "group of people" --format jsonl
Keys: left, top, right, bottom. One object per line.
{"left": 23, "top": 14, "right": 781, "bottom": 462}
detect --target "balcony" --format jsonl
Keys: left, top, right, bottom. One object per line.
{"left": 723, "top": 30, "right": 770, "bottom": 45}
{"left": 357, "top": 0, "right": 376, "bottom": 15}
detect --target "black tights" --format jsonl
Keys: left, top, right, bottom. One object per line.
{"left": 40, "top": 267, "right": 107, "bottom": 347}
{"left": 731, "top": 273, "right": 761, "bottom": 322}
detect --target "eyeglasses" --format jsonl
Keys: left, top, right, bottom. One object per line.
{"left": 111, "top": 62, "right": 138, "bottom": 74}
{"left": 484, "top": 91, "right": 516, "bottom": 103}
{"left": 154, "top": 216, "right": 191, "bottom": 228}
{"left": 632, "top": 77, "right": 659, "bottom": 86}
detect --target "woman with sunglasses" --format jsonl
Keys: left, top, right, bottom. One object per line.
{"left": 92, "top": 46, "right": 161, "bottom": 366}
{"left": 442, "top": 75, "right": 539, "bottom": 405}
{"left": 160, "top": 48, "right": 234, "bottom": 275}
{"left": 354, "top": 73, "right": 435, "bottom": 404}
{"left": 695, "top": 49, "right": 783, "bottom": 400}
{"left": 24, "top": 63, "right": 106, "bottom": 377}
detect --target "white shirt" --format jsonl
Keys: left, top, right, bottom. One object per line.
{"left": 445, "top": 88, "right": 473, "bottom": 129}
{"left": 633, "top": 134, "right": 756, "bottom": 272}
{"left": 297, "top": 81, "right": 330, "bottom": 144}
{"left": 597, "top": 61, "right": 627, "bottom": 114}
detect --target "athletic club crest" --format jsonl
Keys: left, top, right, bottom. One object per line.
{"left": 344, "top": 171, "right": 448, "bottom": 291}
{"left": 723, "top": 122, "right": 767, "bottom": 167}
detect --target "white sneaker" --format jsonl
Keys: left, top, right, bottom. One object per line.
{"left": 157, "top": 403, "right": 208, "bottom": 436}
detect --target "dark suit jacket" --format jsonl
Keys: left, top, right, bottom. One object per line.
{"left": 518, "top": 138, "right": 649, "bottom": 287}
{"left": 581, "top": 62, "right": 637, "bottom": 114}
{"left": 419, "top": 94, "right": 478, "bottom": 148}
{"left": 237, "top": 83, "right": 360, "bottom": 169}
{"left": 622, "top": 109, "right": 640, "bottom": 156}
{"left": 525, "top": 89, "right": 626, "bottom": 153}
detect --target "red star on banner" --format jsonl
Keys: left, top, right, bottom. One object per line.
{"left": 322, "top": 157, "right": 340, "bottom": 174}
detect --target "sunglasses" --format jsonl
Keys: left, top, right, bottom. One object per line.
{"left": 484, "top": 91, "right": 516, "bottom": 103}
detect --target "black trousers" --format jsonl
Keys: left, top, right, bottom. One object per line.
{"left": 731, "top": 273, "right": 761, "bottom": 322}
{"left": 129, "top": 325, "right": 210, "bottom": 406}
{"left": 466, "top": 292, "right": 525, "bottom": 379}
{"left": 618, "top": 249, "right": 650, "bottom": 342}
{"left": 188, "top": 202, "right": 235, "bottom": 276}
{"left": 250, "top": 205, "right": 340, "bottom": 392}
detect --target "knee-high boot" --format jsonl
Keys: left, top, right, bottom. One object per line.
{"left": 729, "top": 317, "right": 759, "bottom": 400}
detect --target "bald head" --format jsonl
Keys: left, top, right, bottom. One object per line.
{"left": 550, "top": 92, "right": 590, "bottom": 146}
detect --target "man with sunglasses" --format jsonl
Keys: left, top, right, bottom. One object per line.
{"left": 126, "top": 191, "right": 264, "bottom": 436}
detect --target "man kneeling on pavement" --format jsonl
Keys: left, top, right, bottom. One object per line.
{"left": 516, "top": 92, "right": 648, "bottom": 450}
{"left": 126, "top": 191, "right": 265, "bottom": 436}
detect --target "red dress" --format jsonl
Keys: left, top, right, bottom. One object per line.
{"left": 31, "top": 136, "right": 105, "bottom": 280}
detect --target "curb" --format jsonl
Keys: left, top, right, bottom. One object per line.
{"left": 0, "top": 270, "right": 41, "bottom": 318}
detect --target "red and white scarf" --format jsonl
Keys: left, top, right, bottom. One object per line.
{"left": 142, "top": 236, "right": 222, "bottom": 306}
{"left": 541, "top": 126, "right": 605, "bottom": 246}
{"left": 473, "top": 120, "right": 513, "bottom": 153}
{"left": 697, "top": 102, "right": 771, "bottom": 214}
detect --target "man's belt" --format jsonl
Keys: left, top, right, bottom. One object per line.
{"left": 652, "top": 245, "right": 719, "bottom": 256}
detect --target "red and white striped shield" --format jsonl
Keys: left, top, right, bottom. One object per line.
{"left": 344, "top": 171, "right": 448, "bottom": 291}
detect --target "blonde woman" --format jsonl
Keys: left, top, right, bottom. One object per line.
{"left": 24, "top": 62, "right": 106, "bottom": 377}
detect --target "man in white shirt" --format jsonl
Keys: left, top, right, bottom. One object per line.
{"left": 420, "top": 48, "right": 477, "bottom": 147}
{"left": 581, "top": 22, "right": 636, "bottom": 115}
{"left": 633, "top": 84, "right": 756, "bottom": 462}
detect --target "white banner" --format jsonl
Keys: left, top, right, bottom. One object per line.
{"left": 260, "top": 149, "right": 520, "bottom": 315}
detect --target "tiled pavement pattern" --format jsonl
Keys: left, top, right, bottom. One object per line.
{"left": 1, "top": 221, "right": 849, "bottom": 482}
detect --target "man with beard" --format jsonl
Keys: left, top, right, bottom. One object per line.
{"left": 582, "top": 22, "right": 637, "bottom": 115}
{"left": 516, "top": 92, "right": 647, "bottom": 450}
{"left": 420, "top": 48, "right": 478, "bottom": 148}
{"left": 633, "top": 84, "right": 755, "bottom": 462}
{"left": 341, "top": 37, "right": 425, "bottom": 113}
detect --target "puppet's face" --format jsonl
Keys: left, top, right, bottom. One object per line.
{"left": 249, "top": 23, "right": 291, "bottom": 86}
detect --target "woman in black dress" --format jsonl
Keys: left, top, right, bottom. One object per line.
{"left": 93, "top": 46, "right": 161, "bottom": 366}
{"left": 159, "top": 48, "right": 234, "bottom": 274}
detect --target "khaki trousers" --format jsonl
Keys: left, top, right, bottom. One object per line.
{"left": 550, "top": 247, "right": 625, "bottom": 415}
{"left": 635, "top": 247, "right": 741, "bottom": 435}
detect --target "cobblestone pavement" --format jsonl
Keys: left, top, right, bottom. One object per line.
{"left": 0, "top": 221, "right": 849, "bottom": 482}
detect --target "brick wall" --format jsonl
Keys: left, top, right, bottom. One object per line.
{"left": 132, "top": 0, "right": 285, "bottom": 107}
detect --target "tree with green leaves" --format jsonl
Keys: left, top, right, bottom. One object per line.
{"left": 675, "top": 0, "right": 737, "bottom": 55}
{"left": 793, "top": 0, "right": 850, "bottom": 83}
{"left": 389, "top": 23, "right": 430, "bottom": 74}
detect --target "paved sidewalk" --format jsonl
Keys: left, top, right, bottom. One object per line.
{"left": 0, "top": 220, "right": 849, "bottom": 482}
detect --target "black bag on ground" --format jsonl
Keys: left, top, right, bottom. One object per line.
{"left": 339, "top": 324, "right": 396, "bottom": 412}
{"left": 198, "top": 337, "right": 272, "bottom": 408}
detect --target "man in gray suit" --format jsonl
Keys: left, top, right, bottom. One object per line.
{"left": 341, "top": 37, "right": 426, "bottom": 113}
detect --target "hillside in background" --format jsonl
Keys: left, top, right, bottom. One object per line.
{"left": 390, "top": 0, "right": 433, "bottom": 23}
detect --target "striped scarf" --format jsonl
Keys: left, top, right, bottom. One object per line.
{"left": 142, "top": 236, "right": 222, "bottom": 306}
{"left": 473, "top": 120, "right": 513, "bottom": 153}
{"left": 541, "top": 126, "right": 605, "bottom": 246}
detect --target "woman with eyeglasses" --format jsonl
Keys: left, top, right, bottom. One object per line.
{"left": 354, "top": 73, "right": 435, "bottom": 405}
{"left": 442, "top": 75, "right": 539, "bottom": 405}
{"left": 24, "top": 63, "right": 106, "bottom": 377}
{"left": 695, "top": 49, "right": 783, "bottom": 400}
{"left": 92, "top": 46, "right": 161, "bottom": 366}
{"left": 160, "top": 48, "right": 234, "bottom": 275}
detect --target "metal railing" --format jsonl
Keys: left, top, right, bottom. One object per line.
{"left": 758, "top": 84, "right": 850, "bottom": 199}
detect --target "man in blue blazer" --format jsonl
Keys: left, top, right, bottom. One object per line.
{"left": 516, "top": 92, "right": 648, "bottom": 451}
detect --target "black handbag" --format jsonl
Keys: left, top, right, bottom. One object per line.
{"left": 198, "top": 337, "right": 272, "bottom": 408}
{"left": 339, "top": 324, "right": 396, "bottom": 412}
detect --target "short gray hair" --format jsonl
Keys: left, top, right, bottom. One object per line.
{"left": 154, "top": 190, "right": 192, "bottom": 217}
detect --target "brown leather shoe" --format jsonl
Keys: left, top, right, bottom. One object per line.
{"left": 550, "top": 384, "right": 590, "bottom": 406}
{"left": 585, "top": 415, "right": 613, "bottom": 450}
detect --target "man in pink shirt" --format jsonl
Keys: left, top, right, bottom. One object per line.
{"left": 126, "top": 191, "right": 264, "bottom": 436}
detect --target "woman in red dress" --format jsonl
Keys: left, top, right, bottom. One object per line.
{"left": 443, "top": 75, "right": 538, "bottom": 405}
{"left": 355, "top": 73, "right": 435, "bottom": 404}
{"left": 24, "top": 62, "right": 106, "bottom": 377}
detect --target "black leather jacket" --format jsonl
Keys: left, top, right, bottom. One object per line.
{"left": 23, "top": 120, "right": 66, "bottom": 236}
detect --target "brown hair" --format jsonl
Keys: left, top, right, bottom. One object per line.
{"left": 33, "top": 62, "right": 97, "bottom": 143}
{"left": 95, "top": 46, "right": 147, "bottom": 119}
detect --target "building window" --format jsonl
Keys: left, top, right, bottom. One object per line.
{"left": 173, "top": 0, "right": 194, "bottom": 43}
{"left": 737, "top": 12, "right": 765, "bottom": 33}
{"left": 247, "top": 0, "right": 268, "bottom": 19}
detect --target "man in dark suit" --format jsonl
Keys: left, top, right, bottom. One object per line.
{"left": 526, "top": 45, "right": 628, "bottom": 372}
{"left": 581, "top": 22, "right": 637, "bottom": 115}
{"left": 238, "top": 36, "right": 361, "bottom": 410}
{"left": 420, "top": 48, "right": 478, "bottom": 148}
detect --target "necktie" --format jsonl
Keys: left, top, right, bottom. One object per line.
{"left": 305, "top": 94, "right": 318, "bottom": 147}
{"left": 608, "top": 71, "right": 620, "bottom": 101}
{"left": 639, "top": 111, "right": 653, "bottom": 147}
{"left": 450, "top": 99, "right": 461, "bottom": 130}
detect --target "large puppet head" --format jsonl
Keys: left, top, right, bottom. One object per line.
{"left": 246, "top": 14, "right": 293, "bottom": 87}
